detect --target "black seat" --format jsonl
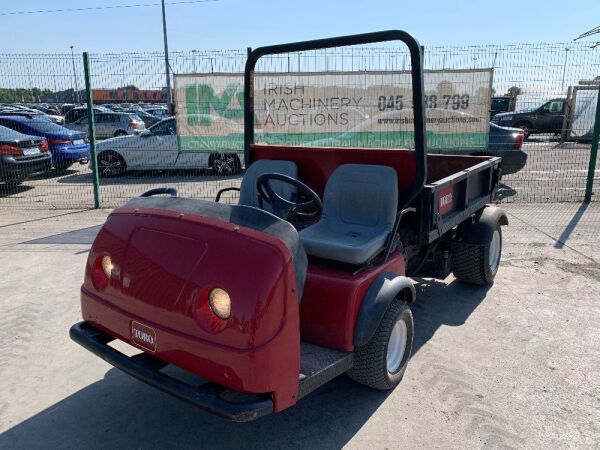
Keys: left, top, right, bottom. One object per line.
{"left": 299, "top": 164, "right": 398, "bottom": 265}
{"left": 216, "top": 160, "right": 298, "bottom": 217}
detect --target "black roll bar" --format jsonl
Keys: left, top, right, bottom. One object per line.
{"left": 243, "top": 30, "right": 428, "bottom": 208}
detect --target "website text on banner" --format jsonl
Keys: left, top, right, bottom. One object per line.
{"left": 174, "top": 69, "right": 492, "bottom": 153}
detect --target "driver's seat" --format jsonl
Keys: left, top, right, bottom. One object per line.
{"left": 216, "top": 160, "right": 298, "bottom": 215}
{"left": 239, "top": 160, "right": 298, "bottom": 210}
{"left": 299, "top": 164, "right": 398, "bottom": 265}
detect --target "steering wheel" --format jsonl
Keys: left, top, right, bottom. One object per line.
{"left": 256, "top": 173, "right": 322, "bottom": 222}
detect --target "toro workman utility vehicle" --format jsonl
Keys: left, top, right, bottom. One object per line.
{"left": 70, "top": 31, "right": 508, "bottom": 422}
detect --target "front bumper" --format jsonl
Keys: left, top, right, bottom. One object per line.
{"left": 70, "top": 321, "right": 273, "bottom": 422}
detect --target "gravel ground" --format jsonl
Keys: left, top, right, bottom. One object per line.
{"left": 0, "top": 203, "right": 598, "bottom": 449}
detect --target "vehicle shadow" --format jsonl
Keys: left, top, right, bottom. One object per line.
{"left": 0, "top": 278, "right": 488, "bottom": 449}
{"left": 57, "top": 170, "right": 243, "bottom": 185}
{"left": 29, "top": 168, "right": 79, "bottom": 180}
{"left": 0, "top": 184, "right": 34, "bottom": 198}
{"left": 496, "top": 182, "right": 517, "bottom": 201}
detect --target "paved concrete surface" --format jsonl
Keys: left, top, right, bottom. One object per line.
{"left": 1, "top": 139, "right": 598, "bottom": 209}
{"left": 0, "top": 204, "right": 599, "bottom": 449}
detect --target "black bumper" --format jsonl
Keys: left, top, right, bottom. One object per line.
{"left": 0, "top": 153, "right": 52, "bottom": 181}
{"left": 490, "top": 149, "right": 528, "bottom": 175}
{"left": 69, "top": 321, "right": 273, "bottom": 422}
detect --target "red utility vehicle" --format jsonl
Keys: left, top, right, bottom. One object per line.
{"left": 70, "top": 31, "right": 508, "bottom": 422}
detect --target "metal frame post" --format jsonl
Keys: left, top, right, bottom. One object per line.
{"left": 83, "top": 52, "right": 100, "bottom": 209}
{"left": 584, "top": 87, "right": 600, "bottom": 202}
{"left": 161, "top": 0, "right": 173, "bottom": 112}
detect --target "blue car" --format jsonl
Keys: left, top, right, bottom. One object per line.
{"left": 0, "top": 113, "right": 90, "bottom": 170}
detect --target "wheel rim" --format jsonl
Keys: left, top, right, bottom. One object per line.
{"left": 213, "top": 154, "right": 235, "bottom": 175}
{"left": 386, "top": 319, "right": 407, "bottom": 373}
{"left": 99, "top": 153, "right": 122, "bottom": 176}
{"left": 489, "top": 229, "right": 501, "bottom": 271}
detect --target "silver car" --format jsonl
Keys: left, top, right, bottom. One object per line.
{"left": 65, "top": 112, "right": 145, "bottom": 139}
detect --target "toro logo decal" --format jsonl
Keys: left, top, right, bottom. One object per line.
{"left": 439, "top": 186, "right": 454, "bottom": 215}
{"left": 131, "top": 321, "right": 156, "bottom": 353}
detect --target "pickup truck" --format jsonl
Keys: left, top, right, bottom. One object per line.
{"left": 492, "top": 98, "right": 567, "bottom": 139}
{"left": 70, "top": 30, "right": 509, "bottom": 422}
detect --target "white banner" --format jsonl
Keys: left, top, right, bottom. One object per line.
{"left": 174, "top": 69, "right": 492, "bottom": 152}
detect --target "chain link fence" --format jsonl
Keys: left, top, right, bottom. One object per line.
{"left": 0, "top": 42, "right": 598, "bottom": 210}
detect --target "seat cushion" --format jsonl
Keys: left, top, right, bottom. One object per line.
{"left": 299, "top": 164, "right": 398, "bottom": 265}
{"left": 238, "top": 160, "right": 298, "bottom": 211}
{"left": 299, "top": 221, "right": 388, "bottom": 265}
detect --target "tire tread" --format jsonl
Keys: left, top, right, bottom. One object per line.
{"left": 348, "top": 300, "right": 412, "bottom": 390}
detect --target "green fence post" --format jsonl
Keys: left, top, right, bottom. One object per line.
{"left": 584, "top": 87, "right": 600, "bottom": 203}
{"left": 83, "top": 51, "right": 100, "bottom": 209}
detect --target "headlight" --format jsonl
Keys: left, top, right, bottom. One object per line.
{"left": 209, "top": 288, "right": 231, "bottom": 319}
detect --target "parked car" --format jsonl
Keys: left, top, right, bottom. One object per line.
{"left": 65, "top": 112, "right": 145, "bottom": 139}
{"left": 487, "top": 122, "right": 527, "bottom": 175}
{"left": 0, "top": 124, "right": 52, "bottom": 185}
{"left": 490, "top": 96, "right": 516, "bottom": 119}
{"left": 492, "top": 98, "right": 567, "bottom": 139}
{"left": 144, "top": 107, "right": 169, "bottom": 119}
{"left": 60, "top": 104, "right": 75, "bottom": 115}
{"left": 94, "top": 116, "right": 242, "bottom": 177}
{"left": 64, "top": 106, "right": 108, "bottom": 124}
{"left": 0, "top": 114, "right": 90, "bottom": 170}
{"left": 125, "top": 108, "right": 160, "bottom": 128}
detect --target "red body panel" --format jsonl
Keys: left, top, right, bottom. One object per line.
{"left": 300, "top": 253, "right": 406, "bottom": 351}
{"left": 253, "top": 144, "right": 417, "bottom": 197}
{"left": 81, "top": 206, "right": 301, "bottom": 412}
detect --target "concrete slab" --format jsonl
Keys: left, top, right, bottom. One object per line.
{"left": 0, "top": 204, "right": 598, "bottom": 449}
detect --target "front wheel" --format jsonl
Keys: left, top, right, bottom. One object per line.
{"left": 452, "top": 223, "right": 502, "bottom": 285}
{"left": 97, "top": 151, "right": 126, "bottom": 178}
{"left": 347, "top": 300, "right": 414, "bottom": 390}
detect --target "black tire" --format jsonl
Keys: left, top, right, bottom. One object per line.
{"left": 452, "top": 223, "right": 502, "bottom": 285}
{"left": 515, "top": 121, "right": 532, "bottom": 140}
{"left": 211, "top": 153, "right": 241, "bottom": 176}
{"left": 114, "top": 130, "right": 128, "bottom": 137}
{"left": 97, "top": 151, "right": 126, "bottom": 178}
{"left": 347, "top": 300, "right": 414, "bottom": 390}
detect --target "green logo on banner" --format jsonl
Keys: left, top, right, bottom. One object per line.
{"left": 184, "top": 83, "right": 244, "bottom": 126}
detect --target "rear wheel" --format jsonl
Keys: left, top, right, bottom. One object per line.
{"left": 452, "top": 223, "right": 502, "bottom": 285}
{"left": 347, "top": 300, "right": 414, "bottom": 390}
{"left": 97, "top": 151, "right": 126, "bottom": 177}
{"left": 211, "top": 153, "right": 241, "bottom": 176}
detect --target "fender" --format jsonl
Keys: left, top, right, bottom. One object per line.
{"left": 353, "top": 272, "right": 416, "bottom": 348}
{"left": 455, "top": 206, "right": 508, "bottom": 246}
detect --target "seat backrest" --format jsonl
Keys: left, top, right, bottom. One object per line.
{"left": 322, "top": 164, "right": 398, "bottom": 234}
{"left": 239, "top": 160, "right": 298, "bottom": 210}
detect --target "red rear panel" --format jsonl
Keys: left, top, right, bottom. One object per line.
{"left": 299, "top": 253, "right": 406, "bottom": 351}
{"left": 82, "top": 207, "right": 301, "bottom": 411}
